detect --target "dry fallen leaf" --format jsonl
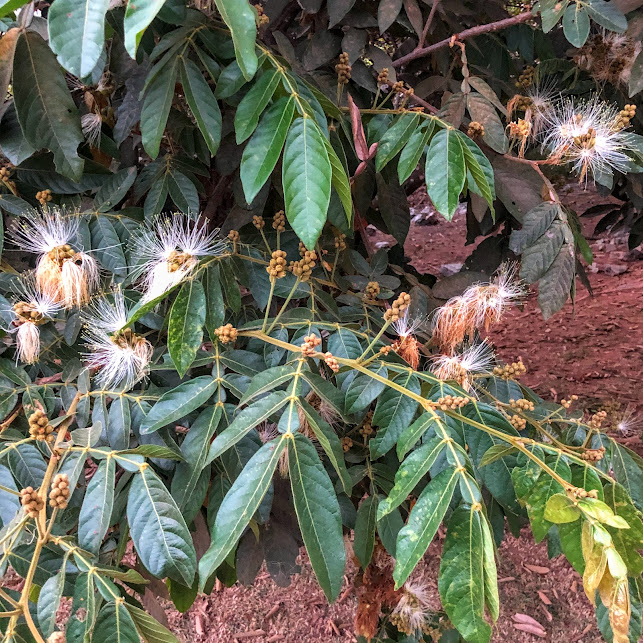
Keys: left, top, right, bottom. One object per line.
{"left": 514, "top": 623, "right": 547, "bottom": 638}
{"left": 538, "top": 590, "right": 552, "bottom": 605}
{"left": 512, "top": 614, "right": 547, "bottom": 638}
{"left": 524, "top": 563, "right": 550, "bottom": 574}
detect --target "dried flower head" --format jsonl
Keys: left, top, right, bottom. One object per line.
{"left": 82, "top": 291, "right": 153, "bottom": 390}
{"left": 391, "top": 310, "right": 428, "bottom": 370}
{"left": 130, "top": 214, "right": 226, "bottom": 302}
{"left": 542, "top": 96, "right": 635, "bottom": 182}
{"left": 432, "top": 341, "right": 493, "bottom": 391}
{"left": 9, "top": 208, "right": 100, "bottom": 308}
{"left": 81, "top": 112, "right": 103, "bottom": 147}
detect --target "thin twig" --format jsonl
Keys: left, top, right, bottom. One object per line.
{"left": 393, "top": 10, "right": 534, "bottom": 67}
{"left": 419, "top": 0, "right": 442, "bottom": 48}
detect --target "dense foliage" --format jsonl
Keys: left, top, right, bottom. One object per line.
{"left": 1, "top": 1, "right": 643, "bottom": 642}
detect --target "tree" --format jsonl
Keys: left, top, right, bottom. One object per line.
{"left": 0, "top": 1, "right": 642, "bottom": 641}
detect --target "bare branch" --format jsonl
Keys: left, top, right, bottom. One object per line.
{"left": 393, "top": 10, "right": 535, "bottom": 68}
{"left": 419, "top": 0, "right": 442, "bottom": 49}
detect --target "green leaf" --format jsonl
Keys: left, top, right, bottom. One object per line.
{"left": 92, "top": 602, "right": 140, "bottom": 643}
{"left": 240, "top": 365, "right": 296, "bottom": 404}
{"left": 206, "top": 391, "right": 289, "bottom": 462}
{"left": 544, "top": 493, "right": 582, "bottom": 523}
{"left": 241, "top": 95, "right": 295, "bottom": 204}
{"left": 611, "top": 442, "right": 643, "bottom": 510}
{"left": 541, "top": 0, "right": 569, "bottom": 32}
{"left": 282, "top": 117, "right": 332, "bottom": 249}
{"left": 171, "top": 405, "right": 222, "bottom": 511}
{"left": 48, "top": 0, "right": 110, "bottom": 78}
{"left": 425, "top": 129, "right": 466, "bottom": 219}
{"left": 378, "top": 0, "right": 403, "bottom": 32}
{"left": 124, "top": 0, "right": 165, "bottom": 57}
{"left": 94, "top": 167, "right": 137, "bottom": 212}
{"left": 213, "top": 0, "right": 258, "bottom": 80}
{"left": 370, "top": 372, "right": 420, "bottom": 459}
{"left": 466, "top": 93, "right": 508, "bottom": 154}
{"left": 7, "top": 444, "right": 46, "bottom": 488}
{"left": 38, "top": 571, "right": 65, "bottom": 638}
{"left": 354, "top": 495, "right": 378, "bottom": 568}
{"left": 562, "top": 4, "right": 590, "bottom": 48}
{"left": 324, "top": 137, "right": 353, "bottom": 223}
{"left": 480, "top": 515, "right": 499, "bottom": 623}
{"left": 234, "top": 69, "right": 280, "bottom": 143}
{"left": 126, "top": 603, "right": 181, "bottom": 643}
{"left": 168, "top": 280, "right": 206, "bottom": 377}
{"left": 520, "top": 220, "right": 567, "bottom": 283}
{"left": 509, "top": 202, "right": 560, "bottom": 254}
{"left": 537, "top": 242, "right": 575, "bottom": 319}
{"left": 378, "top": 436, "right": 448, "bottom": 518}
{"left": 141, "top": 58, "right": 178, "bottom": 159}
{"left": 0, "top": 0, "right": 28, "bottom": 18}
{"left": 199, "top": 436, "right": 287, "bottom": 588}
{"left": 585, "top": 0, "right": 627, "bottom": 33}
{"left": 298, "top": 399, "right": 352, "bottom": 494}
{"left": 141, "top": 376, "right": 217, "bottom": 434}
{"left": 345, "top": 365, "right": 388, "bottom": 414}
{"left": 89, "top": 215, "right": 128, "bottom": 277}
{"left": 180, "top": 58, "right": 222, "bottom": 156}
{"left": 66, "top": 573, "right": 97, "bottom": 641}
{"left": 204, "top": 264, "right": 225, "bottom": 337}
{"left": 375, "top": 112, "right": 421, "bottom": 172}
{"left": 629, "top": 50, "right": 643, "bottom": 97}
{"left": 376, "top": 171, "right": 410, "bottom": 245}
{"left": 398, "top": 120, "right": 433, "bottom": 183}
{"left": 12, "top": 31, "right": 84, "bottom": 180}
{"left": 78, "top": 457, "right": 115, "bottom": 556}
{"left": 107, "top": 396, "right": 131, "bottom": 451}
{"left": 288, "top": 432, "right": 346, "bottom": 601}
{"left": 438, "top": 506, "right": 492, "bottom": 643}
{"left": 479, "top": 444, "right": 518, "bottom": 467}
{"left": 457, "top": 132, "right": 495, "bottom": 211}
{"left": 397, "top": 413, "right": 439, "bottom": 460}
{"left": 394, "top": 467, "right": 459, "bottom": 588}
{"left": 127, "top": 466, "right": 197, "bottom": 585}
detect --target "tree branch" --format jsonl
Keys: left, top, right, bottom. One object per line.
{"left": 419, "top": 0, "right": 441, "bottom": 49}
{"left": 393, "top": 10, "right": 535, "bottom": 68}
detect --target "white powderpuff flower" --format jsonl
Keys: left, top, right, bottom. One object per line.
{"left": 81, "top": 112, "right": 103, "bottom": 147}
{"left": 130, "top": 214, "right": 227, "bottom": 302}
{"left": 82, "top": 292, "right": 153, "bottom": 390}
{"left": 617, "top": 405, "right": 642, "bottom": 437}
{"left": 11, "top": 277, "right": 63, "bottom": 365}
{"left": 432, "top": 341, "right": 494, "bottom": 390}
{"left": 9, "top": 208, "right": 100, "bottom": 308}
{"left": 390, "top": 580, "right": 432, "bottom": 636}
{"left": 392, "top": 309, "right": 429, "bottom": 340}
{"left": 541, "top": 96, "right": 634, "bottom": 181}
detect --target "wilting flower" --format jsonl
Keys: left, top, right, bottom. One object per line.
{"left": 82, "top": 291, "right": 153, "bottom": 390}
{"left": 81, "top": 112, "right": 103, "bottom": 147}
{"left": 390, "top": 580, "right": 432, "bottom": 636}
{"left": 391, "top": 310, "right": 429, "bottom": 370}
{"left": 9, "top": 208, "right": 100, "bottom": 308}
{"left": 130, "top": 214, "right": 227, "bottom": 302}
{"left": 466, "top": 263, "right": 525, "bottom": 332}
{"left": 541, "top": 96, "right": 634, "bottom": 181}
{"left": 432, "top": 341, "right": 494, "bottom": 391}
{"left": 11, "top": 278, "right": 62, "bottom": 364}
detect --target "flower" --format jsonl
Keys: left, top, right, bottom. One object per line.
{"left": 130, "top": 214, "right": 227, "bottom": 302}
{"left": 82, "top": 291, "right": 153, "bottom": 390}
{"left": 616, "top": 405, "right": 641, "bottom": 437}
{"left": 391, "top": 309, "right": 429, "bottom": 369}
{"left": 9, "top": 208, "right": 99, "bottom": 308}
{"left": 390, "top": 580, "right": 432, "bottom": 636}
{"left": 11, "top": 277, "right": 63, "bottom": 364}
{"left": 81, "top": 112, "right": 103, "bottom": 147}
{"left": 541, "top": 96, "right": 634, "bottom": 181}
{"left": 432, "top": 341, "right": 494, "bottom": 390}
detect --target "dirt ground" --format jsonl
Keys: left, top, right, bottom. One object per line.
{"left": 163, "top": 186, "right": 642, "bottom": 643}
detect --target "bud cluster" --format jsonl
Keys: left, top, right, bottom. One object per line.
{"left": 341, "top": 436, "right": 353, "bottom": 452}
{"left": 467, "top": 121, "right": 485, "bottom": 138}
{"left": 434, "top": 395, "right": 468, "bottom": 411}
{"left": 272, "top": 210, "right": 286, "bottom": 232}
{"left": 214, "top": 323, "right": 238, "bottom": 344}
{"left": 509, "top": 414, "right": 527, "bottom": 430}
{"left": 509, "top": 398, "right": 535, "bottom": 412}
{"left": 290, "top": 250, "right": 317, "bottom": 281}
{"left": 335, "top": 52, "right": 351, "bottom": 84}
{"left": 365, "top": 281, "right": 380, "bottom": 299}
{"left": 515, "top": 66, "right": 535, "bottom": 89}
{"left": 20, "top": 486, "right": 43, "bottom": 518}
{"left": 493, "top": 360, "right": 526, "bottom": 380}
{"left": 301, "top": 333, "right": 322, "bottom": 357}
{"left": 589, "top": 410, "right": 607, "bottom": 429}
{"left": 29, "top": 409, "right": 55, "bottom": 442}
{"left": 324, "top": 352, "right": 340, "bottom": 373}
{"left": 252, "top": 215, "right": 265, "bottom": 230}
{"left": 228, "top": 229, "right": 240, "bottom": 244}
{"left": 383, "top": 292, "right": 410, "bottom": 322}
{"left": 36, "top": 189, "right": 53, "bottom": 205}
{"left": 267, "top": 250, "right": 287, "bottom": 279}
{"left": 49, "top": 473, "right": 70, "bottom": 509}
{"left": 561, "top": 394, "right": 579, "bottom": 409}
{"left": 581, "top": 446, "right": 606, "bottom": 462}
{"left": 334, "top": 233, "right": 347, "bottom": 251}
{"left": 377, "top": 68, "right": 389, "bottom": 86}
{"left": 614, "top": 104, "right": 636, "bottom": 130}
